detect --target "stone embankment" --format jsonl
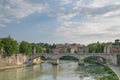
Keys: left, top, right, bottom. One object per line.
{"left": 0, "top": 54, "right": 29, "bottom": 70}
{"left": 108, "top": 65, "right": 120, "bottom": 80}
{"left": 0, "top": 54, "right": 42, "bottom": 70}
{"left": 0, "top": 64, "right": 26, "bottom": 70}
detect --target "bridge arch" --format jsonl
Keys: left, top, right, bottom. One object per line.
{"left": 83, "top": 55, "right": 106, "bottom": 64}
{"left": 58, "top": 55, "right": 79, "bottom": 61}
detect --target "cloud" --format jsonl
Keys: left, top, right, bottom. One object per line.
{"left": 52, "top": 0, "right": 120, "bottom": 21}
{"left": 56, "top": 21, "right": 108, "bottom": 37}
{"left": 0, "top": 17, "right": 12, "bottom": 23}
{"left": 73, "top": 0, "right": 120, "bottom": 8}
{"left": 59, "top": 4, "right": 120, "bottom": 20}
{"left": 4, "top": 0, "right": 46, "bottom": 19}
{"left": 106, "top": 25, "right": 120, "bottom": 34}
{"left": 53, "top": 0, "right": 120, "bottom": 43}
{"left": 60, "top": 0, "right": 72, "bottom": 5}
{"left": 0, "top": 24, "right": 6, "bottom": 28}
{"left": 56, "top": 12, "right": 79, "bottom": 20}
{"left": 55, "top": 21, "right": 120, "bottom": 44}
{"left": 86, "top": 4, "right": 120, "bottom": 18}
{"left": 0, "top": 0, "right": 47, "bottom": 28}
{"left": 54, "top": 22, "right": 120, "bottom": 44}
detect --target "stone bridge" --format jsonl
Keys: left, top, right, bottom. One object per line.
{"left": 29, "top": 53, "right": 119, "bottom": 65}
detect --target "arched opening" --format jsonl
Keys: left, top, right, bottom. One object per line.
{"left": 59, "top": 56, "right": 79, "bottom": 61}
{"left": 40, "top": 56, "right": 46, "bottom": 60}
{"left": 59, "top": 56, "right": 80, "bottom": 67}
{"left": 84, "top": 56, "right": 106, "bottom": 65}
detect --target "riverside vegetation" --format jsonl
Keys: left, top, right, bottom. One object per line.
{"left": 60, "top": 56, "right": 119, "bottom": 80}
{"left": 80, "top": 65, "right": 119, "bottom": 80}
{"left": 96, "top": 66, "right": 119, "bottom": 80}
{"left": 83, "top": 58, "right": 119, "bottom": 80}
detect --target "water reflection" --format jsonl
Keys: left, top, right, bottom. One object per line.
{"left": 0, "top": 61, "right": 95, "bottom": 80}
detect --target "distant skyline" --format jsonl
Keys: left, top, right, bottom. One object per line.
{"left": 0, "top": 0, "right": 120, "bottom": 44}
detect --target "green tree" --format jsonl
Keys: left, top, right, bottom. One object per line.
{"left": 34, "top": 45, "right": 43, "bottom": 53}
{"left": 88, "top": 43, "right": 97, "bottom": 53}
{"left": 51, "top": 44, "right": 56, "bottom": 49}
{"left": 88, "top": 42, "right": 106, "bottom": 53}
{"left": 0, "top": 39, "right": 3, "bottom": 54}
{"left": 46, "top": 48, "right": 51, "bottom": 53}
{"left": 1, "top": 36, "right": 19, "bottom": 56}
{"left": 66, "top": 48, "right": 71, "bottom": 53}
{"left": 19, "top": 41, "right": 32, "bottom": 55}
{"left": 43, "top": 43, "right": 51, "bottom": 48}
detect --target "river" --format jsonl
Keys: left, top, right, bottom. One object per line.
{"left": 0, "top": 61, "right": 101, "bottom": 80}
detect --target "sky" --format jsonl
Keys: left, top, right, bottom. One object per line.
{"left": 0, "top": 0, "right": 120, "bottom": 45}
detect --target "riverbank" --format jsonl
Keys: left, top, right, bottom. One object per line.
{"left": 0, "top": 54, "right": 29, "bottom": 70}
{"left": 108, "top": 65, "right": 120, "bottom": 80}
{"left": 96, "top": 65, "right": 119, "bottom": 80}
{"left": 0, "top": 64, "right": 27, "bottom": 70}
{"left": 0, "top": 63, "right": 37, "bottom": 70}
{"left": 78, "top": 64, "right": 119, "bottom": 80}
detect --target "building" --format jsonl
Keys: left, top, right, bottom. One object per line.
{"left": 77, "top": 46, "right": 88, "bottom": 53}
{"left": 52, "top": 43, "right": 88, "bottom": 53}
{"left": 104, "top": 39, "right": 120, "bottom": 53}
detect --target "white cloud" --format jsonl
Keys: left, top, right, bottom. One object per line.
{"left": 60, "top": 0, "right": 72, "bottom": 5}
{"left": 0, "top": 5, "right": 12, "bottom": 27}
{"left": 56, "top": 12, "right": 79, "bottom": 20}
{"left": 1, "top": 17, "right": 12, "bottom": 23}
{"left": 73, "top": 4, "right": 120, "bottom": 19}
{"left": 5, "top": 0, "right": 46, "bottom": 19}
{"left": 73, "top": 0, "right": 120, "bottom": 8}
{"left": 56, "top": 21, "right": 109, "bottom": 37}
{"left": 55, "top": 0, "right": 120, "bottom": 21}
{"left": 0, "top": 24, "right": 6, "bottom": 28}
{"left": 55, "top": 21, "right": 120, "bottom": 38}
{"left": 55, "top": 21, "right": 120, "bottom": 44}
{"left": 106, "top": 25, "right": 120, "bottom": 34}
{"left": 102, "top": 10, "right": 120, "bottom": 17}
{"left": 0, "top": 0, "right": 47, "bottom": 28}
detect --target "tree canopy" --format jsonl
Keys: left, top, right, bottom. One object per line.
{"left": 0, "top": 39, "right": 3, "bottom": 54}
{"left": 66, "top": 48, "right": 71, "bottom": 53}
{"left": 19, "top": 41, "right": 32, "bottom": 55}
{"left": 33, "top": 45, "right": 43, "bottom": 53}
{"left": 88, "top": 42, "right": 106, "bottom": 53}
{"left": 1, "top": 36, "right": 19, "bottom": 56}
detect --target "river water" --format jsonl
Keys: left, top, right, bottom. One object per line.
{"left": 0, "top": 61, "right": 96, "bottom": 80}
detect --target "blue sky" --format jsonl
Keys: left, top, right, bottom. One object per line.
{"left": 0, "top": 0, "right": 120, "bottom": 44}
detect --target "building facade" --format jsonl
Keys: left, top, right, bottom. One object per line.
{"left": 52, "top": 43, "right": 88, "bottom": 53}
{"left": 104, "top": 39, "right": 120, "bottom": 53}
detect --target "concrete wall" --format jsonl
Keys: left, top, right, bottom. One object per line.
{"left": 0, "top": 54, "right": 28, "bottom": 67}
{"left": 117, "top": 54, "right": 120, "bottom": 66}
{"left": 33, "top": 57, "right": 41, "bottom": 64}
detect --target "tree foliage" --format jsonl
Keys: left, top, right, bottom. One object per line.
{"left": 34, "top": 45, "right": 43, "bottom": 53}
{"left": 0, "top": 39, "right": 3, "bottom": 54}
{"left": 38, "top": 43, "right": 56, "bottom": 53}
{"left": 51, "top": 44, "right": 56, "bottom": 49}
{"left": 88, "top": 42, "right": 106, "bottom": 53}
{"left": 1, "top": 37, "right": 19, "bottom": 56}
{"left": 46, "top": 48, "right": 51, "bottom": 53}
{"left": 19, "top": 41, "right": 32, "bottom": 55}
{"left": 66, "top": 48, "right": 71, "bottom": 53}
